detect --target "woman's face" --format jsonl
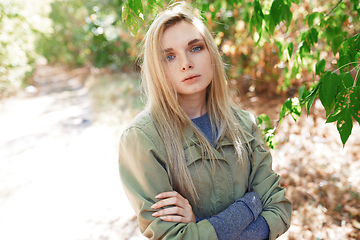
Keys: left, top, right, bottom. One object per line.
{"left": 162, "top": 20, "right": 213, "bottom": 100}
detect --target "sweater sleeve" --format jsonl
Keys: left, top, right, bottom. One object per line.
{"left": 237, "top": 215, "right": 270, "bottom": 240}
{"left": 119, "top": 127, "right": 218, "bottom": 240}
{"left": 206, "top": 192, "right": 269, "bottom": 240}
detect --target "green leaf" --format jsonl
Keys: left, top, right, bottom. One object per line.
{"left": 356, "top": 33, "right": 360, "bottom": 52}
{"left": 336, "top": 106, "right": 353, "bottom": 146}
{"left": 324, "top": 73, "right": 339, "bottom": 115}
{"left": 253, "top": 0, "right": 264, "bottom": 18}
{"left": 298, "top": 86, "right": 305, "bottom": 100}
{"left": 279, "top": 98, "right": 292, "bottom": 121}
{"left": 316, "top": 59, "right": 325, "bottom": 75}
{"left": 269, "top": 0, "right": 283, "bottom": 25}
{"left": 339, "top": 40, "right": 349, "bottom": 56}
{"left": 264, "top": 129, "right": 277, "bottom": 149}
{"left": 350, "top": 86, "right": 360, "bottom": 123}
{"left": 122, "top": 3, "right": 130, "bottom": 22}
{"left": 299, "top": 41, "right": 311, "bottom": 56}
{"left": 268, "top": 0, "right": 292, "bottom": 33}
{"left": 332, "top": 36, "right": 343, "bottom": 55}
{"left": 352, "top": 52, "right": 360, "bottom": 67}
{"left": 283, "top": 4, "right": 292, "bottom": 30}
{"left": 258, "top": 113, "right": 271, "bottom": 128}
{"left": 309, "top": 28, "right": 318, "bottom": 45}
{"left": 148, "top": 0, "right": 158, "bottom": 18}
{"left": 133, "top": 0, "right": 144, "bottom": 19}
{"left": 327, "top": 88, "right": 346, "bottom": 123}
{"left": 290, "top": 97, "right": 302, "bottom": 121}
{"left": 339, "top": 72, "right": 354, "bottom": 91}
{"left": 126, "top": 13, "right": 139, "bottom": 36}
{"left": 318, "top": 72, "right": 331, "bottom": 114}
{"left": 338, "top": 40, "right": 350, "bottom": 72}
{"left": 347, "top": 33, "right": 360, "bottom": 53}
{"left": 299, "top": 28, "right": 318, "bottom": 57}
{"left": 156, "top": 0, "right": 164, "bottom": 8}
{"left": 337, "top": 54, "right": 350, "bottom": 73}
{"left": 306, "top": 92, "right": 316, "bottom": 115}
{"left": 266, "top": 15, "right": 275, "bottom": 35}
{"left": 288, "top": 42, "right": 294, "bottom": 58}
{"left": 324, "top": 17, "right": 342, "bottom": 42}
{"left": 347, "top": 34, "right": 360, "bottom": 66}
{"left": 276, "top": 41, "right": 285, "bottom": 58}
{"left": 257, "top": 113, "right": 277, "bottom": 149}
{"left": 250, "top": 0, "right": 264, "bottom": 38}
{"left": 326, "top": 108, "right": 341, "bottom": 123}
{"left": 307, "top": 12, "right": 321, "bottom": 27}
{"left": 305, "top": 81, "right": 321, "bottom": 115}
{"left": 328, "top": 80, "right": 356, "bottom": 145}
{"left": 122, "top": 0, "right": 144, "bottom": 36}
{"left": 279, "top": 98, "right": 302, "bottom": 122}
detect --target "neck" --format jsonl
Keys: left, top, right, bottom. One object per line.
{"left": 178, "top": 90, "right": 207, "bottom": 119}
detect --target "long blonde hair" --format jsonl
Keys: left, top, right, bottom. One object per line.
{"left": 141, "top": 2, "right": 248, "bottom": 203}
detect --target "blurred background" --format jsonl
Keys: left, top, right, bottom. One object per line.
{"left": 0, "top": 0, "right": 360, "bottom": 239}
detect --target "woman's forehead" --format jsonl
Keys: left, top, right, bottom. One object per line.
{"left": 162, "top": 21, "right": 203, "bottom": 48}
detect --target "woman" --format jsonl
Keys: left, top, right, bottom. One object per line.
{"left": 119, "top": 2, "right": 292, "bottom": 239}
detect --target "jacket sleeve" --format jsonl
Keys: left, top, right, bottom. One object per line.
{"left": 247, "top": 114, "right": 292, "bottom": 240}
{"left": 119, "top": 127, "right": 218, "bottom": 240}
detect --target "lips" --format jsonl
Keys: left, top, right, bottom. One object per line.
{"left": 183, "top": 74, "right": 200, "bottom": 82}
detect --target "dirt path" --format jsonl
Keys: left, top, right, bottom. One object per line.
{"left": 0, "top": 64, "right": 145, "bottom": 240}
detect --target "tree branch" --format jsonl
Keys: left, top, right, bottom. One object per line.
{"left": 354, "top": 66, "right": 359, "bottom": 87}
{"left": 325, "top": 0, "right": 343, "bottom": 17}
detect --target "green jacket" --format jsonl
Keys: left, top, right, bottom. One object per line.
{"left": 119, "top": 108, "right": 292, "bottom": 240}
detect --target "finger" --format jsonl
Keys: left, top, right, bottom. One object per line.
{"left": 155, "top": 191, "right": 182, "bottom": 199}
{"left": 160, "top": 215, "right": 186, "bottom": 223}
{"left": 152, "top": 206, "right": 187, "bottom": 217}
{"left": 151, "top": 196, "right": 186, "bottom": 209}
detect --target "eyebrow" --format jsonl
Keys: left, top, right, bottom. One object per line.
{"left": 163, "top": 38, "right": 204, "bottom": 53}
{"left": 188, "top": 38, "right": 203, "bottom": 46}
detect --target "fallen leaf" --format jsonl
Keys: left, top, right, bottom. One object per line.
{"left": 352, "top": 219, "right": 360, "bottom": 230}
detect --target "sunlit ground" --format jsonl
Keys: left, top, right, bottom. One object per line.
{"left": 0, "top": 64, "right": 145, "bottom": 240}
{"left": 1, "top": 63, "right": 360, "bottom": 239}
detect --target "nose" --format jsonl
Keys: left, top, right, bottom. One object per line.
{"left": 181, "top": 54, "right": 193, "bottom": 71}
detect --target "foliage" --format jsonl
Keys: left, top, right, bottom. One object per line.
{"left": 0, "top": 0, "right": 52, "bottom": 97}
{"left": 37, "top": 0, "right": 137, "bottom": 70}
{"left": 123, "top": 0, "right": 360, "bottom": 148}
{"left": 2, "top": 0, "right": 358, "bottom": 147}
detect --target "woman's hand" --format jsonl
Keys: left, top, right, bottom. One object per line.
{"left": 151, "top": 191, "right": 196, "bottom": 224}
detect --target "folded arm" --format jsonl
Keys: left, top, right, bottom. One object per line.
{"left": 119, "top": 127, "right": 218, "bottom": 240}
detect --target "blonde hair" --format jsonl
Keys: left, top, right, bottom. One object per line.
{"left": 141, "top": 2, "right": 248, "bottom": 203}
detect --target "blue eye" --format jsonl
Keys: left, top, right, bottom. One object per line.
{"left": 191, "top": 46, "right": 201, "bottom": 52}
{"left": 166, "top": 55, "right": 174, "bottom": 61}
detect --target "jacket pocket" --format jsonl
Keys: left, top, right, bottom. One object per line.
{"left": 184, "top": 144, "right": 203, "bottom": 166}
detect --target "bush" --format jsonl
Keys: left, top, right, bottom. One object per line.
{"left": 37, "top": 0, "right": 138, "bottom": 70}
{"left": 0, "top": 0, "right": 52, "bottom": 97}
